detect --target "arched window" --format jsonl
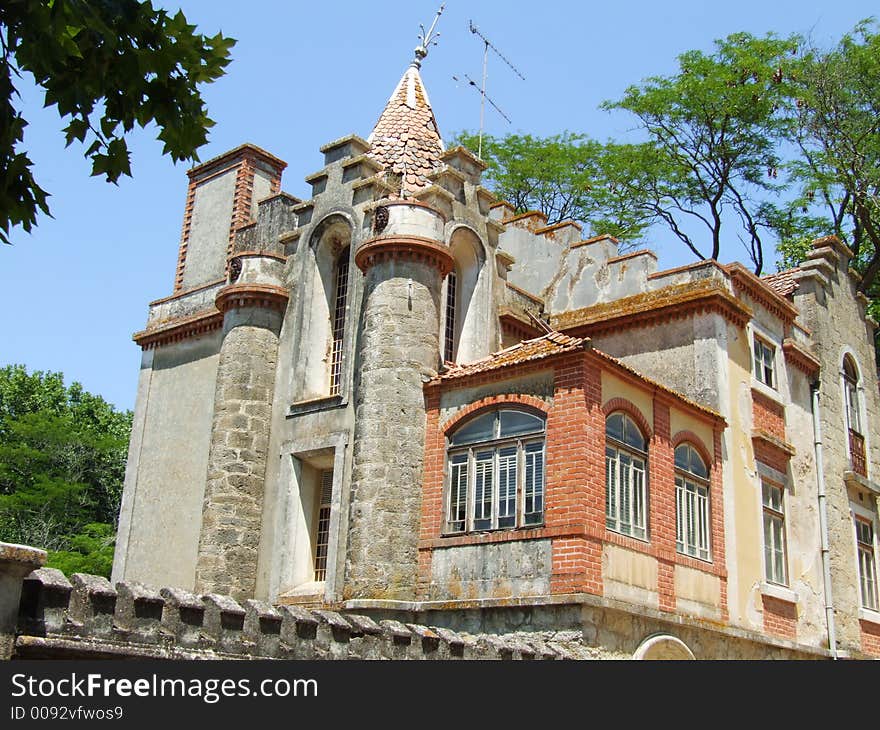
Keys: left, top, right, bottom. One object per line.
{"left": 605, "top": 412, "right": 647, "bottom": 539}
{"left": 443, "top": 267, "right": 458, "bottom": 363}
{"left": 301, "top": 217, "right": 352, "bottom": 401}
{"left": 441, "top": 228, "right": 484, "bottom": 365}
{"left": 844, "top": 355, "right": 866, "bottom": 476}
{"left": 675, "top": 443, "right": 710, "bottom": 561}
{"left": 446, "top": 408, "right": 545, "bottom": 533}
{"left": 329, "top": 246, "right": 350, "bottom": 396}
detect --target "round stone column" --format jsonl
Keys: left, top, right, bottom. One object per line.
{"left": 194, "top": 255, "right": 288, "bottom": 602}
{"left": 345, "top": 201, "right": 453, "bottom": 600}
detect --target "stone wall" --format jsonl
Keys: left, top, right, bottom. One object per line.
{"left": 11, "top": 568, "right": 580, "bottom": 661}
{"left": 345, "top": 257, "right": 443, "bottom": 600}
{"left": 195, "top": 308, "right": 283, "bottom": 601}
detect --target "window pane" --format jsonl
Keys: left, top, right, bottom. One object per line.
{"left": 473, "top": 450, "right": 494, "bottom": 529}
{"left": 448, "top": 453, "right": 468, "bottom": 531}
{"left": 450, "top": 412, "right": 495, "bottom": 446}
{"left": 524, "top": 441, "right": 544, "bottom": 525}
{"left": 499, "top": 410, "right": 544, "bottom": 438}
{"left": 498, "top": 446, "right": 517, "bottom": 528}
{"left": 606, "top": 413, "right": 624, "bottom": 443}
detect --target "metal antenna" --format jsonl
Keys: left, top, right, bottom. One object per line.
{"left": 452, "top": 74, "right": 512, "bottom": 125}
{"left": 411, "top": 3, "right": 445, "bottom": 68}
{"left": 466, "top": 20, "right": 525, "bottom": 158}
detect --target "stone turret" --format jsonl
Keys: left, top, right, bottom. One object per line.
{"left": 193, "top": 193, "right": 293, "bottom": 602}
{"left": 345, "top": 200, "right": 452, "bottom": 600}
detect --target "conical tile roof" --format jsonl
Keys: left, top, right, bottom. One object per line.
{"left": 368, "top": 65, "right": 444, "bottom": 196}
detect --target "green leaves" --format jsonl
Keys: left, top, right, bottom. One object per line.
{"left": 0, "top": 0, "right": 235, "bottom": 243}
{"left": 453, "top": 131, "right": 653, "bottom": 248}
{"left": 783, "top": 19, "right": 880, "bottom": 296}
{"left": 603, "top": 31, "right": 799, "bottom": 274}
{"left": 0, "top": 365, "right": 132, "bottom": 576}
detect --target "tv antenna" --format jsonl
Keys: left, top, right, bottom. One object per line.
{"left": 457, "top": 20, "right": 525, "bottom": 158}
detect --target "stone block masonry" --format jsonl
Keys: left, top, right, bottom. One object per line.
{"left": 195, "top": 307, "right": 284, "bottom": 602}
{"left": 345, "top": 255, "right": 445, "bottom": 600}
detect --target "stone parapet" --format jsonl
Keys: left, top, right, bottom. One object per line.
{"left": 0, "top": 543, "right": 46, "bottom": 659}
{"left": 12, "top": 569, "right": 571, "bottom": 660}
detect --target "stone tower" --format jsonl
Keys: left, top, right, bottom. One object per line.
{"left": 343, "top": 61, "right": 452, "bottom": 599}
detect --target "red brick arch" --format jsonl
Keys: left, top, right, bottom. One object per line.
{"left": 441, "top": 394, "right": 550, "bottom": 434}
{"left": 602, "top": 397, "right": 653, "bottom": 440}
{"left": 671, "top": 430, "right": 713, "bottom": 468}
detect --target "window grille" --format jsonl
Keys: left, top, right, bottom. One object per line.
{"left": 314, "top": 469, "right": 333, "bottom": 582}
{"left": 444, "top": 269, "right": 457, "bottom": 363}
{"left": 329, "top": 249, "right": 349, "bottom": 396}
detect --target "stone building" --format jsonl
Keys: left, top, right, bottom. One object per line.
{"left": 106, "top": 53, "right": 880, "bottom": 660}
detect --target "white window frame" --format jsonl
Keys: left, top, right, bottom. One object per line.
{"left": 445, "top": 410, "right": 546, "bottom": 535}
{"left": 675, "top": 443, "right": 711, "bottom": 562}
{"left": 605, "top": 413, "right": 648, "bottom": 541}
{"left": 852, "top": 503, "right": 879, "bottom": 612}
{"left": 752, "top": 333, "right": 777, "bottom": 390}
{"left": 761, "top": 479, "right": 788, "bottom": 587}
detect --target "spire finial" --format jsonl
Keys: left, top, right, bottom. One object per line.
{"left": 411, "top": 4, "right": 445, "bottom": 69}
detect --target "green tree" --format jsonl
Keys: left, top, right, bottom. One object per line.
{"left": 0, "top": 0, "right": 235, "bottom": 243}
{"left": 453, "top": 131, "right": 653, "bottom": 247}
{"left": 778, "top": 20, "right": 880, "bottom": 295}
{"left": 0, "top": 365, "right": 131, "bottom": 577}
{"left": 603, "top": 32, "right": 799, "bottom": 275}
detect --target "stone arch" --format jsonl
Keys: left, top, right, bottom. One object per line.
{"left": 633, "top": 634, "right": 696, "bottom": 660}
{"left": 301, "top": 214, "right": 354, "bottom": 399}
{"left": 442, "top": 225, "right": 488, "bottom": 365}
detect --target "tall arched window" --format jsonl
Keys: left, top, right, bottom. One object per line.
{"left": 443, "top": 268, "right": 458, "bottom": 363}
{"left": 675, "top": 443, "right": 710, "bottom": 561}
{"left": 446, "top": 408, "right": 545, "bottom": 534}
{"left": 301, "top": 217, "right": 352, "bottom": 401}
{"left": 605, "top": 412, "right": 647, "bottom": 539}
{"left": 441, "top": 227, "right": 484, "bottom": 365}
{"left": 329, "top": 246, "right": 350, "bottom": 396}
{"left": 844, "top": 355, "right": 866, "bottom": 476}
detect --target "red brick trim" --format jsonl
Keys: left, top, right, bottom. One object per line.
{"left": 860, "top": 618, "right": 880, "bottom": 657}
{"left": 752, "top": 389, "right": 786, "bottom": 442}
{"left": 133, "top": 309, "right": 223, "bottom": 350}
{"left": 783, "top": 339, "right": 820, "bottom": 377}
{"left": 215, "top": 283, "right": 289, "bottom": 314}
{"left": 671, "top": 430, "right": 713, "bottom": 466}
{"left": 762, "top": 594, "right": 797, "bottom": 640}
{"left": 602, "top": 397, "right": 653, "bottom": 440}
{"left": 354, "top": 236, "right": 454, "bottom": 277}
{"left": 727, "top": 262, "right": 799, "bottom": 324}
{"left": 440, "top": 394, "right": 550, "bottom": 434}
{"left": 173, "top": 177, "right": 198, "bottom": 293}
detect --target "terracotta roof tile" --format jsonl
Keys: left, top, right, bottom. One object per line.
{"left": 762, "top": 268, "right": 799, "bottom": 297}
{"left": 367, "top": 66, "right": 444, "bottom": 196}
{"left": 435, "top": 332, "right": 587, "bottom": 381}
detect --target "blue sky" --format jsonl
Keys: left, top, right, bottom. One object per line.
{"left": 2, "top": 0, "right": 876, "bottom": 411}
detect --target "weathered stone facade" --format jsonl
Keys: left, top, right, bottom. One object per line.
{"left": 96, "top": 58, "right": 880, "bottom": 660}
